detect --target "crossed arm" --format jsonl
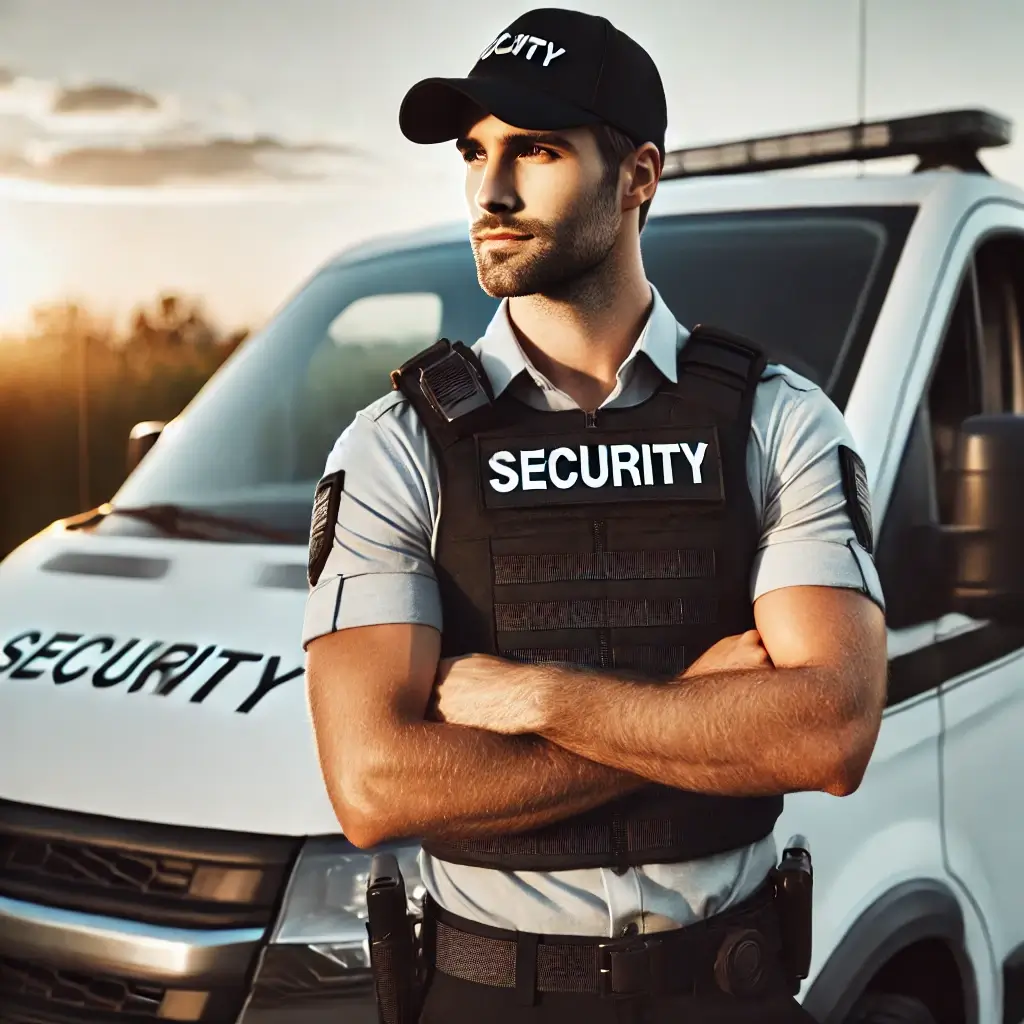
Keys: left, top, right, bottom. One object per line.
{"left": 306, "top": 621, "right": 645, "bottom": 849}
{"left": 306, "top": 584, "right": 887, "bottom": 849}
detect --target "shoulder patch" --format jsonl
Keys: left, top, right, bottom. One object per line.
{"left": 838, "top": 445, "right": 873, "bottom": 554}
{"left": 308, "top": 470, "right": 345, "bottom": 587}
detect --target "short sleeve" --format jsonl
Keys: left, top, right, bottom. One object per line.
{"left": 746, "top": 366, "right": 885, "bottom": 612}
{"left": 301, "top": 394, "right": 443, "bottom": 649}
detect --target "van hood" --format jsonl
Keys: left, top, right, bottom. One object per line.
{"left": 0, "top": 524, "right": 341, "bottom": 836}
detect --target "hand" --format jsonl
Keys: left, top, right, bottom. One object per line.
{"left": 678, "top": 630, "right": 773, "bottom": 679}
{"left": 431, "top": 654, "right": 545, "bottom": 734}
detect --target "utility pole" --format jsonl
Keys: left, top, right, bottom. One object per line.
{"left": 857, "top": 0, "right": 868, "bottom": 124}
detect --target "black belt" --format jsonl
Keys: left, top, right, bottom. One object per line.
{"left": 422, "top": 878, "right": 792, "bottom": 1002}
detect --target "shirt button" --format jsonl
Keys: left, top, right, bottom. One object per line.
{"left": 620, "top": 921, "right": 639, "bottom": 938}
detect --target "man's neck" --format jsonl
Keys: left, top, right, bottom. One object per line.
{"left": 506, "top": 259, "right": 654, "bottom": 412}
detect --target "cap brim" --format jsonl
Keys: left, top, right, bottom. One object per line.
{"left": 399, "top": 75, "right": 603, "bottom": 144}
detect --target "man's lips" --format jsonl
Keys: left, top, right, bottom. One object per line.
{"left": 475, "top": 232, "right": 533, "bottom": 243}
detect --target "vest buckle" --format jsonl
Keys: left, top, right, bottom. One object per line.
{"left": 419, "top": 348, "right": 492, "bottom": 422}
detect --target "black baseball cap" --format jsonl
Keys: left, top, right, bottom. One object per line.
{"left": 399, "top": 8, "right": 667, "bottom": 158}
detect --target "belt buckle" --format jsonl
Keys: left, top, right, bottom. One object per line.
{"left": 597, "top": 936, "right": 663, "bottom": 998}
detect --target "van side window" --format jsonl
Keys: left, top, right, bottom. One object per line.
{"left": 876, "top": 234, "right": 1024, "bottom": 628}
{"left": 875, "top": 404, "right": 943, "bottom": 628}
{"left": 928, "top": 273, "right": 984, "bottom": 523}
{"left": 974, "top": 237, "right": 1024, "bottom": 415}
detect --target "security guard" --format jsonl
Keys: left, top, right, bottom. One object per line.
{"left": 304, "top": 8, "right": 888, "bottom": 1023}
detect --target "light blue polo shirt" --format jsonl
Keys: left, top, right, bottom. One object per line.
{"left": 303, "top": 283, "right": 883, "bottom": 938}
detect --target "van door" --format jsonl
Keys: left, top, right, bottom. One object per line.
{"left": 929, "top": 230, "right": 1024, "bottom": 1020}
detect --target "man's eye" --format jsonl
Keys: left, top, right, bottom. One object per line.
{"left": 462, "top": 149, "right": 484, "bottom": 163}
{"left": 522, "top": 145, "right": 555, "bottom": 159}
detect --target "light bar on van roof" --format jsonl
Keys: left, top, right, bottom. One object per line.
{"left": 662, "top": 108, "right": 1013, "bottom": 180}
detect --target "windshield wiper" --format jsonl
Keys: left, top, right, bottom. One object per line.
{"left": 99, "top": 503, "right": 300, "bottom": 544}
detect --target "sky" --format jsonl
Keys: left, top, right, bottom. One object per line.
{"left": 2, "top": 0, "right": 1024, "bottom": 333}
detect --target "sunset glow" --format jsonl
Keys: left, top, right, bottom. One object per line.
{"left": 0, "top": 217, "right": 32, "bottom": 331}
{"left": 2, "top": 0, "right": 1024, "bottom": 334}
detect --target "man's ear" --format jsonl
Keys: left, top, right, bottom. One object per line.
{"left": 623, "top": 142, "right": 661, "bottom": 211}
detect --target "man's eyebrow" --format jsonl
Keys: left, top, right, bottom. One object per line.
{"left": 517, "top": 132, "right": 578, "bottom": 151}
{"left": 456, "top": 131, "right": 579, "bottom": 153}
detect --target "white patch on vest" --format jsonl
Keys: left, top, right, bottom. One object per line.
{"left": 651, "top": 443, "right": 679, "bottom": 483}
{"left": 485, "top": 442, "right": 712, "bottom": 493}
{"left": 520, "top": 449, "right": 547, "bottom": 490}
{"left": 548, "top": 447, "right": 578, "bottom": 489}
{"left": 610, "top": 444, "right": 641, "bottom": 487}
{"left": 641, "top": 444, "right": 654, "bottom": 486}
{"left": 579, "top": 445, "right": 609, "bottom": 488}
{"left": 487, "top": 450, "right": 519, "bottom": 492}
{"left": 680, "top": 442, "right": 708, "bottom": 484}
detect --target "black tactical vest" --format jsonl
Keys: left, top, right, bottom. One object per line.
{"left": 391, "top": 325, "right": 783, "bottom": 872}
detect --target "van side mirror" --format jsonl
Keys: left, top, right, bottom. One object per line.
{"left": 944, "top": 414, "right": 1024, "bottom": 624}
{"left": 127, "top": 420, "right": 165, "bottom": 474}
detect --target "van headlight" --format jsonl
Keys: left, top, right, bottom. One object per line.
{"left": 240, "top": 837, "right": 425, "bottom": 1019}
{"left": 273, "top": 837, "right": 425, "bottom": 951}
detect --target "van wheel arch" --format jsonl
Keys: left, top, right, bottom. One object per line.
{"left": 801, "top": 880, "right": 978, "bottom": 1024}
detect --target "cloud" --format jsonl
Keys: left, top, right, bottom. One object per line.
{"left": 0, "top": 74, "right": 53, "bottom": 119}
{"left": 0, "top": 70, "right": 368, "bottom": 188}
{"left": 0, "top": 134, "right": 365, "bottom": 187}
{"left": 51, "top": 84, "right": 159, "bottom": 114}
{"left": 0, "top": 72, "right": 180, "bottom": 135}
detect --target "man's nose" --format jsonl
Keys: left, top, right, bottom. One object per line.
{"left": 473, "top": 161, "right": 520, "bottom": 214}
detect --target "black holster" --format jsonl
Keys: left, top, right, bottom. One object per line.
{"left": 772, "top": 834, "right": 814, "bottom": 994}
{"left": 366, "top": 853, "right": 422, "bottom": 1024}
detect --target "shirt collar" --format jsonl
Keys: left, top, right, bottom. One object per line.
{"left": 472, "top": 283, "right": 685, "bottom": 401}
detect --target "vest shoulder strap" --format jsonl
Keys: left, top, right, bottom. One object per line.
{"left": 389, "top": 338, "right": 495, "bottom": 449}
{"left": 672, "top": 323, "right": 768, "bottom": 421}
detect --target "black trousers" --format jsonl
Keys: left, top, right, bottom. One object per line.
{"left": 418, "top": 970, "right": 818, "bottom": 1023}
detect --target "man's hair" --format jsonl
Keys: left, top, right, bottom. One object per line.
{"left": 591, "top": 124, "right": 655, "bottom": 232}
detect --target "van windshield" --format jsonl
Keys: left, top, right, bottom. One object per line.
{"left": 112, "top": 206, "right": 915, "bottom": 542}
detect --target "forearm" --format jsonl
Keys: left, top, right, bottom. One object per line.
{"left": 340, "top": 721, "right": 644, "bottom": 847}
{"left": 536, "top": 664, "right": 876, "bottom": 797}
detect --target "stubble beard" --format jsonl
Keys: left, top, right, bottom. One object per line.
{"left": 472, "top": 178, "right": 621, "bottom": 303}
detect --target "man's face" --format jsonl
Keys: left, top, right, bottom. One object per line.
{"left": 458, "top": 115, "right": 621, "bottom": 298}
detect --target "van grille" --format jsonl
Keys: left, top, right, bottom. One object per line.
{"left": 0, "top": 799, "right": 300, "bottom": 929}
{"left": 0, "top": 954, "right": 164, "bottom": 1023}
{"left": 2, "top": 833, "right": 193, "bottom": 897}
{"left": 0, "top": 954, "right": 245, "bottom": 1024}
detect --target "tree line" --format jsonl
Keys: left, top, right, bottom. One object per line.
{"left": 0, "top": 295, "right": 250, "bottom": 560}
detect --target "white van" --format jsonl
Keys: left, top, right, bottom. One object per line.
{"left": 2, "top": 107, "right": 1024, "bottom": 1024}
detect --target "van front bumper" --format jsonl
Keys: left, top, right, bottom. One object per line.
{"left": 0, "top": 892, "right": 379, "bottom": 1023}
{"left": 0, "top": 798, "right": 380, "bottom": 1023}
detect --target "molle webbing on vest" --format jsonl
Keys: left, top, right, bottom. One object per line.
{"left": 499, "top": 644, "right": 688, "bottom": 678}
{"left": 493, "top": 596, "right": 718, "bottom": 634}
{"left": 391, "top": 325, "right": 783, "bottom": 870}
{"left": 491, "top": 548, "right": 716, "bottom": 584}
{"left": 428, "top": 790, "right": 784, "bottom": 871}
